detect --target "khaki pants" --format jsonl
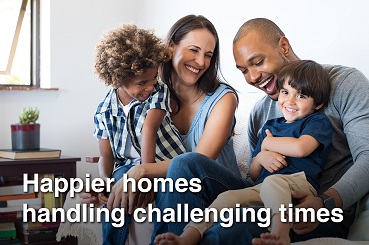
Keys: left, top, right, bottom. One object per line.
{"left": 186, "top": 171, "right": 317, "bottom": 237}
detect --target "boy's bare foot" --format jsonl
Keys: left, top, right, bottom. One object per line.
{"left": 252, "top": 232, "right": 290, "bottom": 245}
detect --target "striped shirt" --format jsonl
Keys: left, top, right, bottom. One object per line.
{"left": 93, "top": 81, "right": 186, "bottom": 173}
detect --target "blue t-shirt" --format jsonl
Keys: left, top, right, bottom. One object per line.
{"left": 252, "top": 112, "right": 332, "bottom": 191}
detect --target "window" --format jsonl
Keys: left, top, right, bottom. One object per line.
{"left": 0, "top": 0, "right": 39, "bottom": 86}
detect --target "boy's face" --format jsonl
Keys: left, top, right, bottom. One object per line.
{"left": 120, "top": 67, "right": 158, "bottom": 104}
{"left": 278, "top": 80, "right": 322, "bottom": 123}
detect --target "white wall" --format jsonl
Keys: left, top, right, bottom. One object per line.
{"left": 135, "top": 0, "right": 369, "bottom": 94}
{"left": 1, "top": 0, "right": 369, "bottom": 179}
{"left": 1, "top": 0, "right": 139, "bottom": 179}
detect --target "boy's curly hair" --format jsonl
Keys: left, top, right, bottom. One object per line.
{"left": 94, "top": 24, "right": 171, "bottom": 88}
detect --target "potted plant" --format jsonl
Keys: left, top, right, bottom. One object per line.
{"left": 11, "top": 107, "right": 40, "bottom": 151}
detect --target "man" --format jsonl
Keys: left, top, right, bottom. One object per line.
{"left": 201, "top": 18, "right": 369, "bottom": 244}
{"left": 152, "top": 18, "right": 369, "bottom": 245}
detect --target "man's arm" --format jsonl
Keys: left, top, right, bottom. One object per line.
{"left": 328, "top": 69, "right": 369, "bottom": 209}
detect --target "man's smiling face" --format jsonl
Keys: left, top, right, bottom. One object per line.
{"left": 233, "top": 31, "right": 290, "bottom": 101}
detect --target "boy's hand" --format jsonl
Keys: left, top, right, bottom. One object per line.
{"left": 79, "top": 192, "right": 99, "bottom": 205}
{"left": 256, "top": 150, "right": 287, "bottom": 173}
{"left": 261, "top": 129, "right": 273, "bottom": 151}
{"left": 98, "top": 193, "right": 108, "bottom": 206}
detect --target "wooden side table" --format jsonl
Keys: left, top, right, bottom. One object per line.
{"left": 0, "top": 156, "right": 81, "bottom": 245}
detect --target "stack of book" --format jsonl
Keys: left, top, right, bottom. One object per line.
{"left": 0, "top": 173, "right": 65, "bottom": 244}
{"left": 39, "top": 174, "right": 64, "bottom": 211}
{"left": 0, "top": 177, "right": 41, "bottom": 215}
{"left": 0, "top": 223, "right": 20, "bottom": 244}
{"left": 15, "top": 220, "right": 60, "bottom": 244}
{"left": 0, "top": 174, "right": 64, "bottom": 214}
{"left": 0, "top": 148, "right": 61, "bottom": 160}
{"left": 0, "top": 183, "right": 41, "bottom": 214}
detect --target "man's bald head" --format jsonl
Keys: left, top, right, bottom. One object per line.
{"left": 233, "top": 18, "right": 285, "bottom": 48}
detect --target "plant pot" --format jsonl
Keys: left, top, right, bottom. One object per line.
{"left": 11, "top": 123, "right": 40, "bottom": 151}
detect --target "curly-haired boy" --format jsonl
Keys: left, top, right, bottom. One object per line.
{"left": 93, "top": 24, "right": 186, "bottom": 243}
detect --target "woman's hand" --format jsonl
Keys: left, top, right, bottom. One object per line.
{"left": 136, "top": 186, "right": 155, "bottom": 210}
{"left": 106, "top": 165, "right": 146, "bottom": 214}
{"left": 106, "top": 177, "right": 129, "bottom": 211}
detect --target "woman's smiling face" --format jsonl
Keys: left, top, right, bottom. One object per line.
{"left": 171, "top": 28, "right": 216, "bottom": 87}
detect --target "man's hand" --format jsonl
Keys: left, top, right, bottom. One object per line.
{"left": 291, "top": 190, "right": 324, "bottom": 234}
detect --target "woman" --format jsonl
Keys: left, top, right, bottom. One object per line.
{"left": 83, "top": 15, "right": 248, "bottom": 244}
{"left": 151, "top": 16, "right": 250, "bottom": 240}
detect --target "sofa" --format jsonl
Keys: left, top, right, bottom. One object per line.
{"left": 56, "top": 93, "right": 369, "bottom": 245}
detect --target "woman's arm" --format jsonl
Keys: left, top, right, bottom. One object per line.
{"left": 129, "top": 159, "right": 171, "bottom": 179}
{"left": 141, "top": 108, "right": 166, "bottom": 164}
{"left": 194, "top": 92, "right": 237, "bottom": 159}
{"left": 107, "top": 92, "right": 236, "bottom": 211}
